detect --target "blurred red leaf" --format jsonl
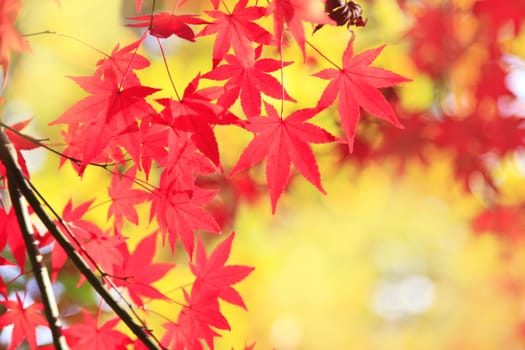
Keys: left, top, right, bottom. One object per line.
{"left": 0, "top": 0, "right": 30, "bottom": 85}
{"left": 472, "top": 205, "right": 525, "bottom": 241}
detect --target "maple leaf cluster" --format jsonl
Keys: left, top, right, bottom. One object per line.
{"left": 1, "top": 0, "right": 523, "bottom": 349}
{"left": 0, "top": 0, "right": 408, "bottom": 348}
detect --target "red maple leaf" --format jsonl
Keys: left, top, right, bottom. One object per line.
{"left": 127, "top": 13, "right": 207, "bottom": 41}
{"left": 313, "top": 36, "right": 410, "bottom": 152}
{"left": 1, "top": 118, "right": 35, "bottom": 180}
{"left": 198, "top": 0, "right": 273, "bottom": 67}
{"left": 154, "top": 74, "right": 240, "bottom": 166}
{"left": 163, "top": 130, "right": 217, "bottom": 189}
{"left": 95, "top": 37, "right": 150, "bottom": 87}
{"left": 162, "top": 291, "right": 223, "bottom": 350}
{"left": 112, "top": 233, "right": 174, "bottom": 306}
{"left": 0, "top": 206, "right": 27, "bottom": 271}
{"left": 107, "top": 166, "right": 148, "bottom": 230}
{"left": 180, "top": 288, "right": 228, "bottom": 350}
{"left": 175, "top": 232, "right": 251, "bottom": 350}
{"left": 150, "top": 168, "right": 221, "bottom": 255}
{"left": 202, "top": 45, "right": 296, "bottom": 118}
{"left": 51, "top": 199, "right": 124, "bottom": 281}
{"left": 82, "top": 228, "right": 125, "bottom": 277}
{"left": 3, "top": 118, "right": 40, "bottom": 151}
{"left": 230, "top": 103, "right": 335, "bottom": 213}
{"left": 190, "top": 233, "right": 254, "bottom": 309}
{"left": 49, "top": 67, "right": 159, "bottom": 166}
{"left": 64, "top": 311, "right": 132, "bottom": 350}
{"left": 168, "top": 109, "right": 222, "bottom": 167}
{"left": 187, "top": 287, "right": 229, "bottom": 328}
{"left": 136, "top": 120, "right": 169, "bottom": 177}
{"left": 0, "top": 293, "right": 47, "bottom": 350}
{"left": 161, "top": 320, "right": 198, "bottom": 350}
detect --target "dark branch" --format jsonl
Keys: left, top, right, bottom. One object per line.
{"left": 0, "top": 129, "right": 163, "bottom": 350}
{"left": 2, "top": 133, "right": 69, "bottom": 350}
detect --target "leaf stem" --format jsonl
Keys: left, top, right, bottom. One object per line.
{"left": 156, "top": 37, "right": 181, "bottom": 101}
{"left": 163, "top": 281, "right": 195, "bottom": 296}
{"left": 279, "top": 39, "right": 285, "bottom": 119}
{"left": 146, "top": 306, "right": 187, "bottom": 323}
{"left": 0, "top": 121, "right": 111, "bottom": 169}
{"left": 221, "top": 0, "right": 231, "bottom": 14}
{"left": 305, "top": 39, "right": 342, "bottom": 70}
{"left": 118, "top": 30, "right": 148, "bottom": 91}
{"left": 23, "top": 30, "right": 109, "bottom": 58}
{"left": 149, "top": 0, "right": 157, "bottom": 29}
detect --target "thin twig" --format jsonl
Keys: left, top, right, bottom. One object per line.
{"left": 0, "top": 121, "right": 160, "bottom": 194}
{"left": 0, "top": 121, "right": 111, "bottom": 169}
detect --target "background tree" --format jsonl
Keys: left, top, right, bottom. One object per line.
{"left": 1, "top": 0, "right": 525, "bottom": 349}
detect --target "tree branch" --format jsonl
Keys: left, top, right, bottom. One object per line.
{"left": 0, "top": 129, "right": 163, "bottom": 350}
{"left": 3, "top": 140, "right": 69, "bottom": 350}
